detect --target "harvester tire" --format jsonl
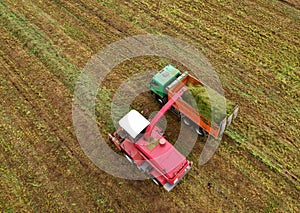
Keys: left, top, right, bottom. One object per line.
{"left": 152, "top": 178, "right": 162, "bottom": 186}
{"left": 124, "top": 153, "right": 133, "bottom": 164}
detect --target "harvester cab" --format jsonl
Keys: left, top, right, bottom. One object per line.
{"left": 118, "top": 109, "right": 150, "bottom": 142}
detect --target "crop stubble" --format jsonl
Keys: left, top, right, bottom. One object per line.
{"left": 1, "top": 0, "right": 299, "bottom": 212}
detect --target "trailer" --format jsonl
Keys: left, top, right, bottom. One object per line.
{"left": 108, "top": 87, "right": 192, "bottom": 191}
{"left": 150, "top": 65, "right": 239, "bottom": 139}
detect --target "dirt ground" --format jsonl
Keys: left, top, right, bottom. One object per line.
{"left": 0, "top": 0, "right": 299, "bottom": 212}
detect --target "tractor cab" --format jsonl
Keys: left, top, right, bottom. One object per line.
{"left": 150, "top": 65, "right": 180, "bottom": 99}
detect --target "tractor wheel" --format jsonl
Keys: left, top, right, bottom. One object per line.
{"left": 150, "top": 91, "right": 156, "bottom": 98}
{"left": 182, "top": 117, "right": 192, "bottom": 126}
{"left": 194, "top": 126, "right": 204, "bottom": 136}
{"left": 171, "top": 106, "right": 180, "bottom": 116}
{"left": 156, "top": 96, "right": 164, "bottom": 105}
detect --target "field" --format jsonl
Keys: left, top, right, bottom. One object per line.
{"left": 0, "top": 0, "right": 299, "bottom": 212}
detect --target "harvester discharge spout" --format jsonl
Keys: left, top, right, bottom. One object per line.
{"left": 144, "top": 87, "right": 188, "bottom": 140}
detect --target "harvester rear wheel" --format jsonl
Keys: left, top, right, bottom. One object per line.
{"left": 152, "top": 177, "right": 162, "bottom": 186}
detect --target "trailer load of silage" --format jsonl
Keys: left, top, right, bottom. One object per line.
{"left": 182, "top": 84, "right": 236, "bottom": 123}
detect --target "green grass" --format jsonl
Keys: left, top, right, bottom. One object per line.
{"left": 1, "top": 0, "right": 299, "bottom": 212}
{"left": 0, "top": 1, "right": 79, "bottom": 89}
{"left": 183, "top": 83, "right": 237, "bottom": 123}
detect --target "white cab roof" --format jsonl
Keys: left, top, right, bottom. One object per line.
{"left": 119, "top": 110, "right": 150, "bottom": 138}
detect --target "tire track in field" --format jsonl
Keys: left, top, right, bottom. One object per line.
{"left": 276, "top": 0, "right": 300, "bottom": 10}
{"left": 0, "top": 63, "right": 78, "bottom": 211}
{"left": 129, "top": 0, "right": 299, "bottom": 85}
{"left": 0, "top": 58, "right": 104, "bottom": 211}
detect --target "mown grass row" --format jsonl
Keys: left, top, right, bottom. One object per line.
{"left": 0, "top": 62, "right": 62, "bottom": 211}
{"left": 1, "top": 0, "right": 116, "bottom": 132}
{"left": 0, "top": 1, "right": 80, "bottom": 89}
{"left": 0, "top": 2, "right": 117, "bottom": 211}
